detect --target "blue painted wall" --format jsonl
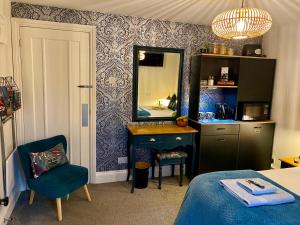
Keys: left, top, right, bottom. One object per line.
{"left": 12, "top": 3, "right": 260, "bottom": 171}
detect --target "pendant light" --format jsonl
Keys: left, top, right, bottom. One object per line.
{"left": 212, "top": 0, "right": 272, "bottom": 39}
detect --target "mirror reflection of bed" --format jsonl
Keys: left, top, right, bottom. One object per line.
{"left": 137, "top": 51, "right": 180, "bottom": 119}
{"left": 132, "top": 46, "right": 184, "bottom": 121}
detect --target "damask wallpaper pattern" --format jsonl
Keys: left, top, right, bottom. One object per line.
{"left": 11, "top": 3, "right": 260, "bottom": 171}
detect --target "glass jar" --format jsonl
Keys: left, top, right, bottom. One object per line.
{"left": 200, "top": 80, "right": 208, "bottom": 86}
{"left": 212, "top": 43, "right": 220, "bottom": 54}
{"left": 219, "top": 44, "right": 226, "bottom": 55}
{"left": 227, "top": 48, "right": 234, "bottom": 55}
{"left": 208, "top": 76, "right": 214, "bottom": 86}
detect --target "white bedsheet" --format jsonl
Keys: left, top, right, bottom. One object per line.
{"left": 259, "top": 167, "right": 300, "bottom": 196}
{"left": 140, "top": 106, "right": 175, "bottom": 117}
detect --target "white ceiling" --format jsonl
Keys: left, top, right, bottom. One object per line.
{"left": 12, "top": 0, "right": 300, "bottom": 26}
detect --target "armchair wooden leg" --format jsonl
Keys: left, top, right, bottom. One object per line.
{"left": 29, "top": 190, "right": 35, "bottom": 205}
{"left": 56, "top": 198, "right": 62, "bottom": 221}
{"left": 83, "top": 185, "right": 92, "bottom": 202}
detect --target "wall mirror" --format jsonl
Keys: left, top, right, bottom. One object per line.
{"left": 132, "top": 45, "right": 184, "bottom": 121}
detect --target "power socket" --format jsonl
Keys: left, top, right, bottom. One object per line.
{"left": 118, "top": 157, "right": 128, "bottom": 164}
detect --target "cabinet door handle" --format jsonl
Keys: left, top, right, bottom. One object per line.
{"left": 217, "top": 138, "right": 225, "bottom": 142}
{"left": 216, "top": 128, "right": 226, "bottom": 130}
{"left": 149, "top": 138, "right": 156, "bottom": 142}
{"left": 176, "top": 137, "right": 182, "bottom": 141}
{"left": 254, "top": 127, "right": 262, "bottom": 129}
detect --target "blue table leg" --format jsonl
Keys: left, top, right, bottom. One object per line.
{"left": 126, "top": 135, "right": 131, "bottom": 182}
{"left": 131, "top": 144, "right": 136, "bottom": 193}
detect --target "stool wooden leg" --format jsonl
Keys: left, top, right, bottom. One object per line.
{"left": 171, "top": 165, "right": 175, "bottom": 177}
{"left": 56, "top": 198, "right": 62, "bottom": 221}
{"left": 29, "top": 190, "right": 35, "bottom": 205}
{"left": 180, "top": 163, "right": 184, "bottom": 186}
{"left": 158, "top": 163, "right": 162, "bottom": 189}
{"left": 83, "top": 185, "right": 92, "bottom": 202}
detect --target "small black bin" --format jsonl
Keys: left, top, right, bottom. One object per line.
{"left": 135, "top": 161, "right": 149, "bottom": 189}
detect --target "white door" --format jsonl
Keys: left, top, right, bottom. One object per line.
{"left": 18, "top": 26, "right": 91, "bottom": 171}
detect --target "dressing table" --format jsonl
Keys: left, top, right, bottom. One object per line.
{"left": 127, "top": 124, "right": 198, "bottom": 193}
{"left": 128, "top": 46, "right": 194, "bottom": 192}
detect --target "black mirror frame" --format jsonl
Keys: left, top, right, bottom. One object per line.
{"left": 132, "top": 45, "right": 184, "bottom": 122}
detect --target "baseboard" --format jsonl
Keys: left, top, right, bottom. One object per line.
{"left": 0, "top": 187, "right": 21, "bottom": 225}
{"left": 94, "top": 165, "right": 185, "bottom": 184}
{"left": 94, "top": 170, "right": 128, "bottom": 184}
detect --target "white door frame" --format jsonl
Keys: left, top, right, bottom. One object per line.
{"left": 11, "top": 18, "right": 97, "bottom": 183}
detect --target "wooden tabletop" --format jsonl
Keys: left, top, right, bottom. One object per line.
{"left": 279, "top": 156, "right": 300, "bottom": 167}
{"left": 127, "top": 124, "right": 198, "bottom": 136}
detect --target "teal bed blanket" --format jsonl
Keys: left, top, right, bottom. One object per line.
{"left": 137, "top": 107, "right": 151, "bottom": 117}
{"left": 174, "top": 170, "right": 300, "bottom": 225}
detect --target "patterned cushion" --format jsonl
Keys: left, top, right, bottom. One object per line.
{"left": 29, "top": 143, "right": 69, "bottom": 178}
{"left": 157, "top": 151, "right": 188, "bottom": 160}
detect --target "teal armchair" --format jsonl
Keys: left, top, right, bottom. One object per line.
{"left": 17, "top": 135, "right": 91, "bottom": 221}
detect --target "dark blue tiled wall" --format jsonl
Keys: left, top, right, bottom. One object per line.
{"left": 199, "top": 88, "right": 237, "bottom": 116}
{"left": 199, "top": 88, "right": 223, "bottom": 112}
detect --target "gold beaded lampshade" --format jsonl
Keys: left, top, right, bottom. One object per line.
{"left": 212, "top": 2, "right": 272, "bottom": 40}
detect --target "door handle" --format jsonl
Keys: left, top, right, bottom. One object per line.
{"left": 176, "top": 137, "right": 182, "bottom": 141}
{"left": 149, "top": 138, "right": 156, "bottom": 142}
{"left": 78, "top": 85, "right": 93, "bottom": 88}
{"left": 216, "top": 128, "right": 226, "bottom": 130}
{"left": 217, "top": 138, "right": 225, "bottom": 142}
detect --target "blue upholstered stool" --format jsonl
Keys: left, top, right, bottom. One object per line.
{"left": 152, "top": 150, "right": 188, "bottom": 189}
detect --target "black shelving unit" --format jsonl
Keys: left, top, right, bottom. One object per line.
{"left": 189, "top": 54, "right": 276, "bottom": 121}
{"left": 188, "top": 54, "right": 277, "bottom": 174}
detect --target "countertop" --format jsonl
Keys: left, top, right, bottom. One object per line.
{"left": 194, "top": 119, "right": 275, "bottom": 125}
{"left": 127, "top": 124, "right": 198, "bottom": 135}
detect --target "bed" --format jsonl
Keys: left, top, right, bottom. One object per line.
{"left": 174, "top": 168, "right": 300, "bottom": 225}
{"left": 137, "top": 106, "right": 175, "bottom": 118}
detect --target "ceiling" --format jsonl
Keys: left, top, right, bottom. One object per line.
{"left": 12, "top": 0, "right": 300, "bottom": 26}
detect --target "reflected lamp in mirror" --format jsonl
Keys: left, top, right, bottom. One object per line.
{"left": 158, "top": 99, "right": 170, "bottom": 108}
{"left": 132, "top": 46, "right": 184, "bottom": 121}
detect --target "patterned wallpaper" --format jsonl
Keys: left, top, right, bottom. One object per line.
{"left": 11, "top": 3, "right": 260, "bottom": 172}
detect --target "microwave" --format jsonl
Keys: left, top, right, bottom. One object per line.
{"left": 237, "top": 102, "right": 270, "bottom": 121}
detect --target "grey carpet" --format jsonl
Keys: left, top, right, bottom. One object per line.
{"left": 8, "top": 177, "right": 188, "bottom": 225}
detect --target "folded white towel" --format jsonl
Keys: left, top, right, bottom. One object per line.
{"left": 237, "top": 178, "right": 277, "bottom": 195}
{"left": 220, "top": 178, "right": 295, "bottom": 207}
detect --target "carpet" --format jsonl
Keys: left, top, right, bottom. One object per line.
{"left": 8, "top": 177, "right": 188, "bottom": 225}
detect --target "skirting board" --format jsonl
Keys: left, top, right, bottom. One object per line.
{"left": 0, "top": 187, "right": 21, "bottom": 225}
{"left": 94, "top": 165, "right": 185, "bottom": 184}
